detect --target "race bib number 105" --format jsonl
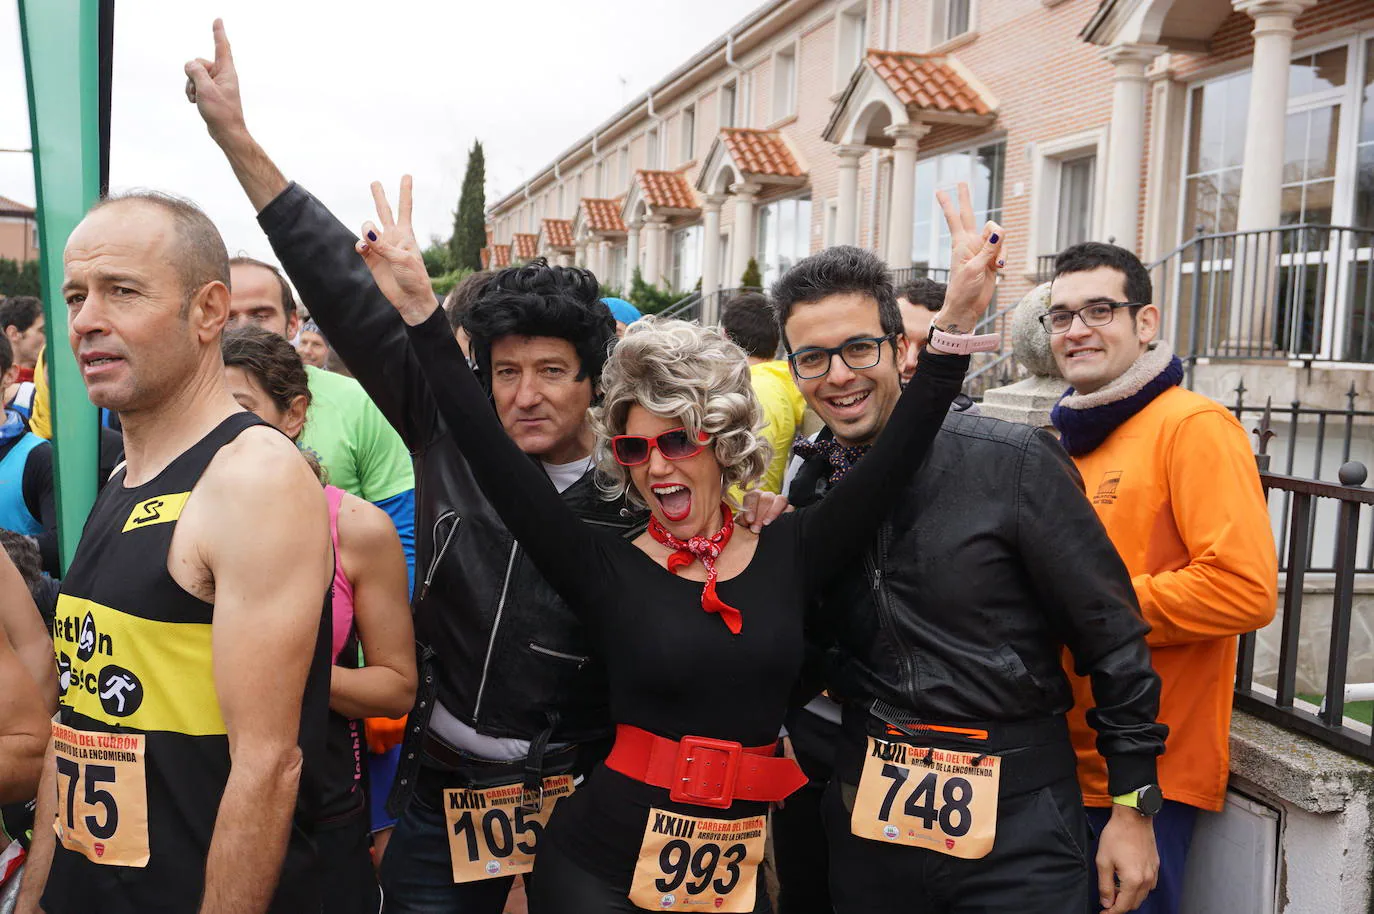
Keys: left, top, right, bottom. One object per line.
{"left": 51, "top": 722, "right": 150, "bottom": 867}
{"left": 442, "top": 775, "right": 574, "bottom": 883}
{"left": 850, "top": 737, "right": 1000, "bottom": 860}
{"left": 629, "top": 809, "right": 766, "bottom": 912}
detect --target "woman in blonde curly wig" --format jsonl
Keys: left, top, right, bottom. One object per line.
{"left": 591, "top": 317, "right": 770, "bottom": 510}
{"left": 359, "top": 175, "right": 1000, "bottom": 913}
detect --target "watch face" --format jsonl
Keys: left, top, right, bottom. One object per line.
{"left": 1138, "top": 785, "right": 1164, "bottom": 816}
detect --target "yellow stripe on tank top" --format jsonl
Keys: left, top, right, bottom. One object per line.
{"left": 53, "top": 595, "right": 225, "bottom": 736}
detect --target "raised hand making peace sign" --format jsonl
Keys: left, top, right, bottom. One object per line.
{"left": 356, "top": 176, "right": 443, "bottom": 327}
{"left": 932, "top": 182, "right": 1005, "bottom": 333}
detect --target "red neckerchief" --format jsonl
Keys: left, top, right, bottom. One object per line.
{"left": 647, "top": 503, "right": 743, "bottom": 635}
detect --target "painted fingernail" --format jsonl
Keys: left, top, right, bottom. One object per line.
{"left": 367, "top": 231, "right": 378, "bottom": 242}
{"left": 989, "top": 233, "right": 1000, "bottom": 244}
{"left": 359, "top": 242, "right": 370, "bottom": 254}
{"left": 997, "top": 259, "right": 1006, "bottom": 267}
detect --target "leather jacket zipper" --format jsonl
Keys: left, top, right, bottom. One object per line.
{"left": 472, "top": 542, "right": 519, "bottom": 723}
{"left": 865, "top": 525, "right": 916, "bottom": 690}
{"left": 419, "top": 510, "right": 460, "bottom": 602}
{"left": 528, "top": 642, "right": 590, "bottom": 668}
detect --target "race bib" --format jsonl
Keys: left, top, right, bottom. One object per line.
{"left": 50, "top": 722, "right": 150, "bottom": 867}
{"left": 629, "top": 809, "right": 766, "bottom": 912}
{"left": 850, "top": 737, "right": 1000, "bottom": 859}
{"left": 443, "top": 775, "right": 574, "bottom": 883}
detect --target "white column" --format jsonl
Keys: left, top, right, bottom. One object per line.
{"left": 597, "top": 241, "right": 611, "bottom": 283}
{"left": 643, "top": 217, "right": 665, "bottom": 288}
{"left": 883, "top": 124, "right": 929, "bottom": 269}
{"left": 574, "top": 242, "right": 587, "bottom": 269}
{"left": 834, "top": 146, "right": 864, "bottom": 247}
{"left": 701, "top": 195, "right": 725, "bottom": 304}
{"left": 625, "top": 222, "right": 641, "bottom": 288}
{"left": 1233, "top": 0, "right": 1316, "bottom": 231}
{"left": 1143, "top": 57, "right": 1188, "bottom": 262}
{"left": 1101, "top": 44, "right": 1161, "bottom": 251}
{"left": 730, "top": 182, "right": 762, "bottom": 286}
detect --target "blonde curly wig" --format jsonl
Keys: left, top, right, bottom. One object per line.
{"left": 590, "top": 316, "right": 771, "bottom": 509}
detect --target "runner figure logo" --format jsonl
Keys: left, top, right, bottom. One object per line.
{"left": 98, "top": 665, "right": 143, "bottom": 717}
{"left": 57, "top": 652, "right": 72, "bottom": 695}
{"left": 77, "top": 611, "right": 98, "bottom": 662}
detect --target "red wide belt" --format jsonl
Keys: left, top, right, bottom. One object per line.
{"left": 604, "top": 723, "right": 808, "bottom": 809}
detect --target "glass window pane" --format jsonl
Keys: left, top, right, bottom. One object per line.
{"left": 979, "top": 143, "right": 1005, "bottom": 221}
{"left": 1217, "top": 167, "right": 1243, "bottom": 233}
{"left": 1302, "top": 178, "right": 1335, "bottom": 224}
{"left": 1362, "top": 39, "right": 1374, "bottom": 143}
{"left": 1312, "top": 46, "right": 1349, "bottom": 93}
{"left": 1289, "top": 53, "right": 1315, "bottom": 98}
{"left": 1283, "top": 111, "right": 1308, "bottom": 185}
{"left": 1222, "top": 71, "right": 1251, "bottom": 170}
{"left": 1280, "top": 185, "right": 1304, "bottom": 225}
{"left": 1305, "top": 105, "right": 1340, "bottom": 180}
{"left": 1357, "top": 143, "right": 1374, "bottom": 228}
{"left": 1191, "top": 84, "right": 1222, "bottom": 174}
{"left": 1183, "top": 176, "right": 1214, "bottom": 236}
{"left": 1057, "top": 156, "right": 1095, "bottom": 250}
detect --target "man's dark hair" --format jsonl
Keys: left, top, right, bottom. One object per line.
{"left": 445, "top": 270, "right": 495, "bottom": 334}
{"left": 0, "top": 334, "right": 12, "bottom": 376}
{"left": 896, "top": 278, "right": 946, "bottom": 313}
{"left": 463, "top": 258, "right": 614, "bottom": 388}
{"left": 228, "top": 255, "right": 299, "bottom": 321}
{"left": 771, "top": 245, "right": 902, "bottom": 353}
{"left": 0, "top": 530, "right": 46, "bottom": 615}
{"left": 720, "top": 291, "right": 780, "bottom": 359}
{"left": 1052, "top": 241, "right": 1153, "bottom": 306}
{"left": 91, "top": 191, "right": 229, "bottom": 304}
{"left": 0, "top": 296, "right": 42, "bottom": 334}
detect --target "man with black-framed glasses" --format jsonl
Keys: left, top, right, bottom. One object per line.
{"left": 774, "top": 224, "right": 1166, "bottom": 914}
{"left": 1048, "top": 241, "right": 1277, "bottom": 914}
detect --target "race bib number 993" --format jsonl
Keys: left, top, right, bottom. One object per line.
{"left": 850, "top": 736, "right": 1000, "bottom": 859}
{"left": 443, "top": 775, "right": 574, "bottom": 883}
{"left": 629, "top": 809, "right": 766, "bottom": 912}
{"left": 51, "top": 722, "right": 150, "bottom": 867}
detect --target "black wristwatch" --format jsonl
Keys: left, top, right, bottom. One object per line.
{"left": 1112, "top": 784, "right": 1164, "bottom": 817}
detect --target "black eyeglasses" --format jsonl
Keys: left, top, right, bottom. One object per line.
{"left": 787, "top": 334, "right": 895, "bottom": 380}
{"left": 1040, "top": 302, "right": 1147, "bottom": 335}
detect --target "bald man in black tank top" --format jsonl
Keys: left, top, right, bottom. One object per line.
{"left": 16, "top": 192, "right": 334, "bottom": 914}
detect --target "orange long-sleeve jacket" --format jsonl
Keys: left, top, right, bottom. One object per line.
{"left": 1064, "top": 385, "right": 1277, "bottom": 811}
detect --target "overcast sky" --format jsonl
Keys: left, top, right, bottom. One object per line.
{"left": 1, "top": 0, "right": 755, "bottom": 265}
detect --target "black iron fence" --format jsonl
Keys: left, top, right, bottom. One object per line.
{"left": 1234, "top": 461, "right": 1374, "bottom": 762}
{"left": 1149, "top": 224, "right": 1374, "bottom": 378}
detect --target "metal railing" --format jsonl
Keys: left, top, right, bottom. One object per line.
{"left": 1035, "top": 253, "right": 1056, "bottom": 285}
{"left": 1234, "top": 461, "right": 1374, "bottom": 762}
{"left": 1148, "top": 224, "right": 1374, "bottom": 381}
{"left": 889, "top": 265, "right": 951, "bottom": 288}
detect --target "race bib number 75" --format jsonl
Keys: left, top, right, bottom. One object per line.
{"left": 850, "top": 736, "right": 1000, "bottom": 859}
{"left": 51, "top": 722, "right": 150, "bottom": 867}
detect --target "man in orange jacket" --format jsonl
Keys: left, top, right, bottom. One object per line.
{"left": 1047, "top": 242, "right": 1278, "bottom": 914}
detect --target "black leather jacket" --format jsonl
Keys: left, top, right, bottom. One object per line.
{"left": 789, "top": 411, "right": 1166, "bottom": 794}
{"left": 258, "top": 183, "right": 645, "bottom": 743}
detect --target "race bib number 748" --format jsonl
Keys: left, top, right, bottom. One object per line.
{"left": 51, "top": 722, "right": 150, "bottom": 867}
{"left": 850, "top": 737, "right": 1000, "bottom": 859}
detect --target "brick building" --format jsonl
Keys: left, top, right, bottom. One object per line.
{"left": 485, "top": 0, "right": 1374, "bottom": 364}
{"left": 0, "top": 194, "right": 39, "bottom": 263}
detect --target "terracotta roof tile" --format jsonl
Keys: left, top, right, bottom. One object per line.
{"left": 582, "top": 198, "right": 627, "bottom": 233}
{"left": 866, "top": 51, "right": 992, "bottom": 116}
{"left": 542, "top": 218, "right": 575, "bottom": 249}
{"left": 636, "top": 171, "right": 698, "bottom": 211}
{"left": 719, "top": 129, "right": 805, "bottom": 179}
{"left": 511, "top": 233, "right": 539, "bottom": 261}
{"left": 0, "top": 194, "right": 35, "bottom": 215}
{"left": 492, "top": 244, "right": 511, "bottom": 268}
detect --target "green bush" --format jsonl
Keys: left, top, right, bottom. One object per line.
{"left": 0, "top": 258, "right": 41, "bottom": 298}
{"left": 739, "top": 257, "right": 762, "bottom": 289}
{"left": 431, "top": 267, "right": 474, "bottom": 298}
{"left": 422, "top": 238, "right": 454, "bottom": 278}
{"left": 627, "top": 268, "right": 680, "bottom": 315}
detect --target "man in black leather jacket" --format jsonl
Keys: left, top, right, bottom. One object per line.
{"left": 185, "top": 23, "right": 644, "bottom": 913}
{"left": 774, "top": 244, "right": 1167, "bottom": 914}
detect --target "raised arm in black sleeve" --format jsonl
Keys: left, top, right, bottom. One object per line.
{"left": 793, "top": 351, "right": 968, "bottom": 591}
{"left": 1017, "top": 430, "right": 1167, "bottom": 795}
{"left": 257, "top": 183, "right": 439, "bottom": 450}
{"left": 405, "top": 308, "right": 611, "bottom": 614}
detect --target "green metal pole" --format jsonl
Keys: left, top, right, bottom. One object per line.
{"left": 19, "top": 0, "right": 103, "bottom": 573}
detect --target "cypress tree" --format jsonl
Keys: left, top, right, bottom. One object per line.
{"left": 450, "top": 140, "right": 486, "bottom": 272}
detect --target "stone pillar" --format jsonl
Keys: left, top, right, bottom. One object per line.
{"left": 1143, "top": 55, "right": 1188, "bottom": 263}
{"left": 730, "top": 182, "right": 762, "bottom": 286}
{"left": 1233, "top": 0, "right": 1315, "bottom": 232}
{"left": 701, "top": 195, "right": 725, "bottom": 312}
{"left": 978, "top": 282, "right": 1067, "bottom": 429}
{"left": 642, "top": 217, "right": 665, "bottom": 288}
{"left": 625, "top": 221, "right": 641, "bottom": 289}
{"left": 574, "top": 242, "right": 587, "bottom": 269}
{"left": 834, "top": 146, "right": 864, "bottom": 247}
{"left": 1101, "top": 43, "right": 1161, "bottom": 253}
{"left": 883, "top": 124, "right": 929, "bottom": 269}
{"left": 597, "top": 240, "right": 611, "bottom": 283}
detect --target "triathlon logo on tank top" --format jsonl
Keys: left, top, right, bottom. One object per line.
{"left": 120, "top": 491, "right": 191, "bottom": 531}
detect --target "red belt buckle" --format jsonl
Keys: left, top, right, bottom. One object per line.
{"left": 670, "top": 736, "right": 743, "bottom": 809}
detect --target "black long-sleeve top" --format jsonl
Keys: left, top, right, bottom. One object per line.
{"left": 405, "top": 308, "right": 967, "bottom": 885}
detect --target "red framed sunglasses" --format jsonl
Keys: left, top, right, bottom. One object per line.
{"left": 610, "top": 427, "right": 709, "bottom": 467}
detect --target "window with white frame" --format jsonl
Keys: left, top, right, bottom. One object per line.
{"left": 935, "top": 0, "right": 974, "bottom": 44}
{"left": 1358, "top": 37, "right": 1374, "bottom": 228}
{"left": 671, "top": 225, "right": 703, "bottom": 293}
{"left": 721, "top": 81, "right": 737, "bottom": 129}
{"left": 756, "top": 196, "right": 812, "bottom": 287}
{"left": 681, "top": 105, "right": 696, "bottom": 163}
{"left": 1055, "top": 155, "right": 1096, "bottom": 251}
{"left": 772, "top": 45, "right": 797, "bottom": 122}
{"left": 911, "top": 142, "right": 1005, "bottom": 270}
{"left": 835, "top": 5, "right": 866, "bottom": 90}
{"left": 1181, "top": 69, "right": 1250, "bottom": 234}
